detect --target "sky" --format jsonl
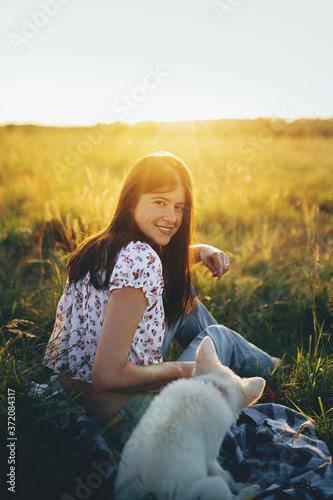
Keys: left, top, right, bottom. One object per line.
{"left": 1, "top": 0, "right": 333, "bottom": 126}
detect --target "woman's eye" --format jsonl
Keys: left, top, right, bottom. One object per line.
{"left": 155, "top": 200, "right": 165, "bottom": 206}
{"left": 175, "top": 205, "right": 184, "bottom": 213}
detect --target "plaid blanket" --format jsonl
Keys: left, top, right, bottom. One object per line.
{"left": 31, "top": 379, "right": 333, "bottom": 499}
{"left": 220, "top": 404, "right": 333, "bottom": 499}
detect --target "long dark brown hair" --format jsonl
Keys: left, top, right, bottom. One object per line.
{"left": 67, "top": 151, "right": 195, "bottom": 324}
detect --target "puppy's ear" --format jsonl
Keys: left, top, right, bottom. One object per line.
{"left": 195, "top": 336, "right": 220, "bottom": 374}
{"left": 242, "top": 377, "right": 265, "bottom": 407}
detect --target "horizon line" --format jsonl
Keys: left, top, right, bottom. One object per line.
{"left": 1, "top": 115, "right": 333, "bottom": 128}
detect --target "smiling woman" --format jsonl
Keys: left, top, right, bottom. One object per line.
{"left": 44, "top": 151, "right": 197, "bottom": 407}
{"left": 43, "top": 150, "right": 277, "bottom": 455}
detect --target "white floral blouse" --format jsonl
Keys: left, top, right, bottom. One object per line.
{"left": 44, "top": 241, "right": 165, "bottom": 382}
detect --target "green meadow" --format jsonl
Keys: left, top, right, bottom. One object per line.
{"left": 0, "top": 119, "right": 332, "bottom": 498}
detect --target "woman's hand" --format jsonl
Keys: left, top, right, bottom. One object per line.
{"left": 175, "top": 361, "right": 196, "bottom": 378}
{"left": 191, "top": 244, "right": 230, "bottom": 281}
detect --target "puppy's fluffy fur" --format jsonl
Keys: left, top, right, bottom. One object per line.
{"left": 114, "top": 336, "right": 265, "bottom": 500}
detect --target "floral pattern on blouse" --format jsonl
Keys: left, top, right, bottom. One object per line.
{"left": 44, "top": 241, "right": 165, "bottom": 382}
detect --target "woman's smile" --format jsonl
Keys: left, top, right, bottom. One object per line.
{"left": 155, "top": 224, "right": 174, "bottom": 234}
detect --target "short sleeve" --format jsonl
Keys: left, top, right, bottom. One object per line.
{"left": 110, "top": 242, "right": 164, "bottom": 308}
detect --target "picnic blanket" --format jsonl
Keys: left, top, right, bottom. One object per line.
{"left": 220, "top": 405, "right": 333, "bottom": 499}
{"left": 30, "top": 376, "right": 333, "bottom": 499}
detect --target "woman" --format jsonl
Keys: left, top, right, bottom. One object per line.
{"left": 44, "top": 151, "right": 277, "bottom": 450}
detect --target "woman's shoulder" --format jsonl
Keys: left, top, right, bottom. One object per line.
{"left": 119, "top": 241, "right": 161, "bottom": 264}
{"left": 112, "top": 241, "right": 164, "bottom": 293}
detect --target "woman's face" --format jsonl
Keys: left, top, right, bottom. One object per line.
{"left": 133, "top": 184, "right": 186, "bottom": 246}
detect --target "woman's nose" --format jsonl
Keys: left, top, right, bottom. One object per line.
{"left": 162, "top": 206, "right": 177, "bottom": 223}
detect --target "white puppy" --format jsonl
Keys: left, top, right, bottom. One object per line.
{"left": 114, "top": 336, "right": 265, "bottom": 500}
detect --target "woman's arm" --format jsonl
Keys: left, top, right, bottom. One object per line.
{"left": 91, "top": 287, "right": 194, "bottom": 393}
{"left": 190, "top": 244, "right": 230, "bottom": 281}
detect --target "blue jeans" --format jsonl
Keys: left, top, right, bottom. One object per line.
{"left": 162, "top": 298, "right": 275, "bottom": 378}
{"left": 104, "top": 299, "right": 275, "bottom": 451}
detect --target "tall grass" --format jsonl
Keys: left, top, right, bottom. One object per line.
{"left": 0, "top": 119, "right": 332, "bottom": 497}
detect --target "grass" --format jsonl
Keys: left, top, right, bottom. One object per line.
{"left": 0, "top": 119, "right": 332, "bottom": 498}
{"left": 268, "top": 330, "right": 333, "bottom": 450}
